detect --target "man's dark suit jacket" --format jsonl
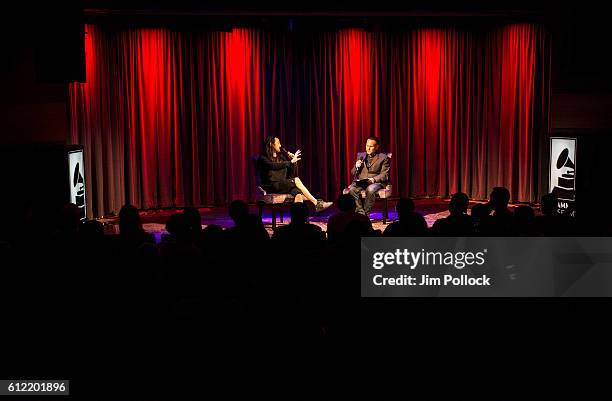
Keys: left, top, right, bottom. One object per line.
{"left": 350, "top": 152, "right": 390, "bottom": 184}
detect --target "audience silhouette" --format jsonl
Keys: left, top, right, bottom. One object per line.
{"left": 0, "top": 184, "right": 597, "bottom": 392}
{"left": 470, "top": 203, "right": 491, "bottom": 234}
{"left": 327, "top": 194, "right": 373, "bottom": 242}
{"left": 431, "top": 192, "right": 474, "bottom": 236}
{"left": 383, "top": 198, "right": 428, "bottom": 236}
{"left": 272, "top": 202, "right": 326, "bottom": 248}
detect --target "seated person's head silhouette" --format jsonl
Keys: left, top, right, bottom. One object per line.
{"left": 396, "top": 198, "right": 415, "bottom": 221}
{"left": 489, "top": 187, "right": 510, "bottom": 211}
{"left": 228, "top": 200, "right": 249, "bottom": 225}
{"left": 290, "top": 203, "right": 309, "bottom": 225}
{"left": 449, "top": 192, "right": 469, "bottom": 215}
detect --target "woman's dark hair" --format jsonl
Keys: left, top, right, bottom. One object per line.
{"left": 263, "top": 136, "right": 278, "bottom": 161}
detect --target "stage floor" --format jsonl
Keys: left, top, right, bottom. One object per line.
{"left": 98, "top": 198, "right": 537, "bottom": 240}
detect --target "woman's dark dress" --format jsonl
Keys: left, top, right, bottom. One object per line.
{"left": 258, "top": 154, "right": 301, "bottom": 195}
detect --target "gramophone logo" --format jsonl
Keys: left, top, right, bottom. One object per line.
{"left": 68, "top": 150, "right": 86, "bottom": 220}
{"left": 549, "top": 138, "right": 576, "bottom": 215}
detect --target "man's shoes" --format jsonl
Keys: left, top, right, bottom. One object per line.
{"left": 315, "top": 200, "right": 333, "bottom": 212}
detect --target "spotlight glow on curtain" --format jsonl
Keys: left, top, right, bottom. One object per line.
{"left": 70, "top": 23, "right": 550, "bottom": 217}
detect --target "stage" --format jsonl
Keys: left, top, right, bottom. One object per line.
{"left": 97, "top": 198, "right": 536, "bottom": 240}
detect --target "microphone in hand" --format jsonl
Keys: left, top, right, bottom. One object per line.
{"left": 355, "top": 154, "right": 366, "bottom": 169}
{"left": 354, "top": 154, "right": 366, "bottom": 181}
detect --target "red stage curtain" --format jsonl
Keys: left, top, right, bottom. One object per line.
{"left": 70, "top": 23, "right": 550, "bottom": 217}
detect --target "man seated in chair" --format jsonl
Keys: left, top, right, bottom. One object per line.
{"left": 259, "top": 136, "right": 332, "bottom": 212}
{"left": 349, "top": 136, "right": 390, "bottom": 217}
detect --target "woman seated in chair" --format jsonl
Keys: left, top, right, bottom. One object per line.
{"left": 259, "top": 136, "right": 332, "bottom": 212}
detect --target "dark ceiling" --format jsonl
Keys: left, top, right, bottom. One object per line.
{"left": 79, "top": 0, "right": 563, "bottom": 16}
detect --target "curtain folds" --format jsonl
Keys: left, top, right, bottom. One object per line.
{"left": 70, "top": 23, "right": 550, "bottom": 217}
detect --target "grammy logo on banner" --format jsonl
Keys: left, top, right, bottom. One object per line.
{"left": 68, "top": 149, "right": 86, "bottom": 220}
{"left": 549, "top": 137, "right": 576, "bottom": 216}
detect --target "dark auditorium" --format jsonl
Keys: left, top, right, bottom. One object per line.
{"left": 1, "top": 1, "right": 611, "bottom": 399}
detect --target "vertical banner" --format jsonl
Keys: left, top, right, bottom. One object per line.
{"left": 549, "top": 137, "right": 576, "bottom": 216}
{"left": 68, "top": 149, "right": 86, "bottom": 221}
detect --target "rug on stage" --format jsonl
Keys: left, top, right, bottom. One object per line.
{"left": 130, "top": 210, "right": 451, "bottom": 241}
